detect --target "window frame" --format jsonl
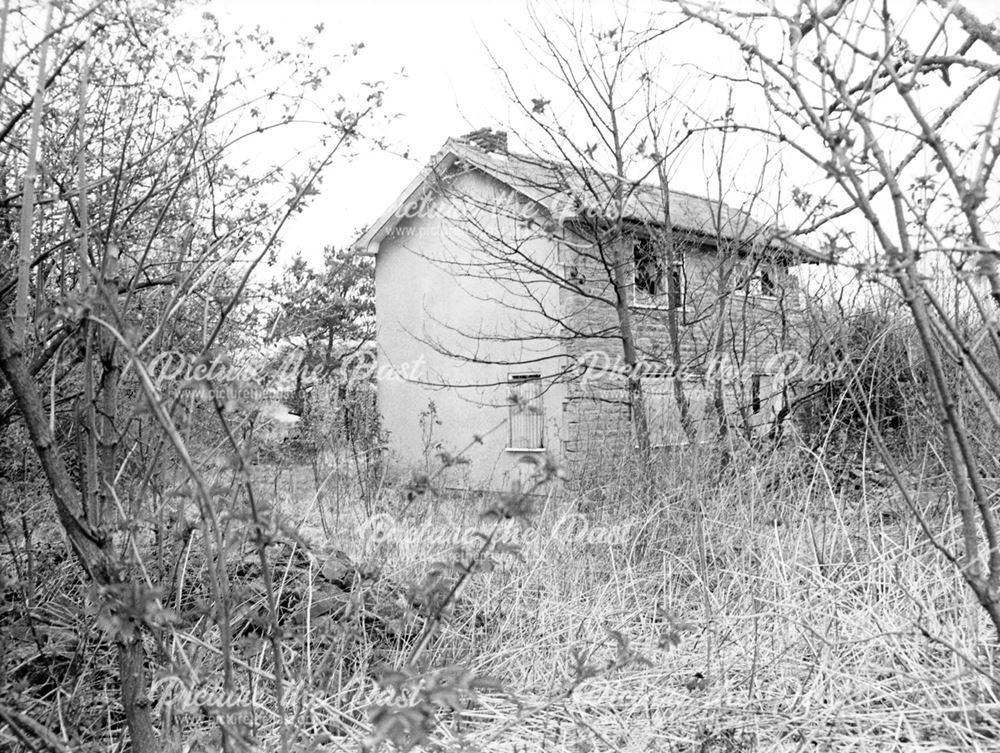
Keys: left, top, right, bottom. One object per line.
{"left": 736, "top": 263, "right": 779, "bottom": 300}
{"left": 507, "top": 373, "right": 545, "bottom": 451}
{"left": 640, "top": 374, "right": 708, "bottom": 448}
{"left": 744, "top": 372, "right": 788, "bottom": 434}
{"left": 631, "top": 235, "right": 684, "bottom": 310}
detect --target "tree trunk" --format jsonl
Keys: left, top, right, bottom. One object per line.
{"left": 610, "top": 249, "right": 653, "bottom": 469}
{"left": 654, "top": 162, "right": 697, "bottom": 443}
{"left": 0, "top": 315, "right": 160, "bottom": 752}
{"left": 117, "top": 637, "right": 158, "bottom": 753}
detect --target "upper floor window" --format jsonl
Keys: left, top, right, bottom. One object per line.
{"left": 737, "top": 265, "right": 777, "bottom": 298}
{"left": 633, "top": 236, "right": 683, "bottom": 308}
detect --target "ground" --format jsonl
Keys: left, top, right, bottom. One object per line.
{"left": 2, "top": 447, "right": 998, "bottom": 751}
{"left": 252, "top": 450, "right": 1000, "bottom": 751}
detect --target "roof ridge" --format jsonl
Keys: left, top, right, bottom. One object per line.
{"left": 356, "top": 136, "right": 812, "bottom": 259}
{"left": 446, "top": 137, "right": 755, "bottom": 217}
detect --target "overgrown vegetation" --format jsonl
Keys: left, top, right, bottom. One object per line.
{"left": 9, "top": 430, "right": 999, "bottom": 750}
{"left": 2, "top": 1, "right": 1000, "bottom": 752}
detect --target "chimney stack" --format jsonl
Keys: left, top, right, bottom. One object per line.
{"left": 460, "top": 127, "right": 508, "bottom": 154}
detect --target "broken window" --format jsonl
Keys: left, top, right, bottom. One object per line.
{"left": 634, "top": 237, "right": 662, "bottom": 297}
{"left": 745, "top": 373, "right": 786, "bottom": 431}
{"left": 508, "top": 374, "right": 544, "bottom": 449}
{"left": 633, "top": 236, "right": 683, "bottom": 307}
{"left": 737, "top": 264, "right": 777, "bottom": 298}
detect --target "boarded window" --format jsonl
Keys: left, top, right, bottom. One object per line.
{"left": 643, "top": 374, "right": 787, "bottom": 442}
{"left": 509, "top": 374, "right": 544, "bottom": 449}
{"left": 642, "top": 377, "right": 709, "bottom": 446}
{"left": 747, "top": 373, "right": 785, "bottom": 423}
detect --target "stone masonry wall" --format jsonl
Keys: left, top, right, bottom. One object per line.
{"left": 557, "top": 231, "right": 807, "bottom": 478}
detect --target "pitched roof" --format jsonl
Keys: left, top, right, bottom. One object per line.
{"left": 355, "top": 137, "right": 813, "bottom": 260}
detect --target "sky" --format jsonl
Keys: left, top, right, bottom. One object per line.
{"left": 199, "top": 0, "right": 538, "bottom": 266}
{"left": 194, "top": 0, "right": 755, "bottom": 268}
{"left": 194, "top": 0, "right": 1000, "bottom": 275}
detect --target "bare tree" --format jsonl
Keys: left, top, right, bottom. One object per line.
{"left": 0, "top": 3, "right": 383, "bottom": 749}
{"left": 669, "top": 0, "right": 1000, "bottom": 636}
{"left": 404, "top": 5, "right": 805, "bottom": 478}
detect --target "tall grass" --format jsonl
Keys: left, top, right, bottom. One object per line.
{"left": 3, "top": 437, "right": 997, "bottom": 751}
{"left": 243, "top": 442, "right": 999, "bottom": 751}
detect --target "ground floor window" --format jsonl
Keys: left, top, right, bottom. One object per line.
{"left": 747, "top": 373, "right": 785, "bottom": 423}
{"left": 508, "top": 374, "right": 544, "bottom": 449}
{"left": 642, "top": 377, "right": 709, "bottom": 446}
{"left": 630, "top": 371, "right": 788, "bottom": 446}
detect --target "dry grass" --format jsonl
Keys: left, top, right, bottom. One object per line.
{"left": 3, "top": 446, "right": 999, "bottom": 752}
{"left": 249, "top": 446, "right": 1000, "bottom": 751}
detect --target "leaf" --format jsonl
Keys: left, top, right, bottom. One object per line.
{"left": 469, "top": 675, "right": 505, "bottom": 692}
{"left": 436, "top": 451, "right": 470, "bottom": 467}
{"left": 427, "top": 686, "right": 462, "bottom": 710}
{"left": 308, "top": 585, "right": 349, "bottom": 619}
{"left": 320, "top": 551, "right": 353, "bottom": 583}
{"left": 373, "top": 665, "right": 410, "bottom": 691}
{"left": 367, "top": 703, "right": 433, "bottom": 751}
